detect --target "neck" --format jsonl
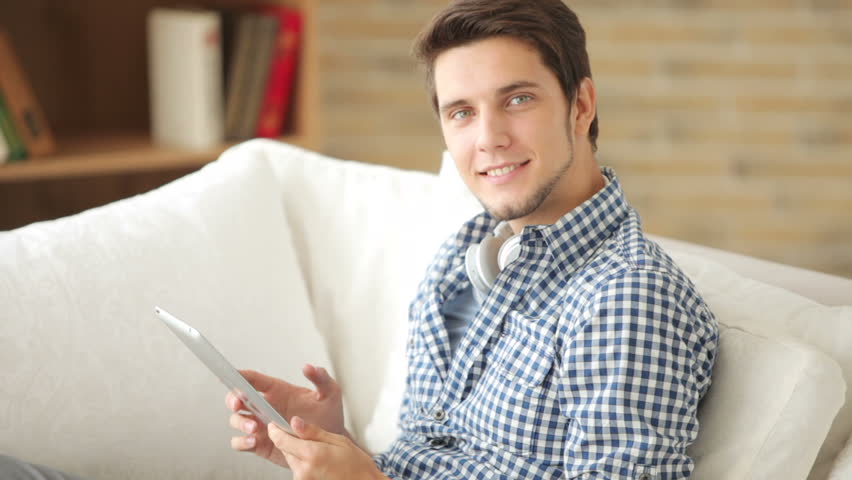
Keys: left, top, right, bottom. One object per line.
{"left": 507, "top": 149, "right": 605, "bottom": 233}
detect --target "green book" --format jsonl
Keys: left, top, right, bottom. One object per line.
{"left": 0, "top": 92, "right": 27, "bottom": 162}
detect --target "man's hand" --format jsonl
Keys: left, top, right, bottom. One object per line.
{"left": 226, "top": 364, "right": 348, "bottom": 468}
{"left": 269, "top": 416, "right": 388, "bottom": 480}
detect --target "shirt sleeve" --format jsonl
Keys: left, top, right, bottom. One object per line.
{"left": 557, "top": 269, "right": 718, "bottom": 480}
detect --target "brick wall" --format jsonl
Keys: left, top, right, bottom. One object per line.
{"left": 316, "top": 1, "right": 852, "bottom": 279}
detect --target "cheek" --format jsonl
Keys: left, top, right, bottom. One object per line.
{"left": 443, "top": 130, "right": 475, "bottom": 170}
{"left": 523, "top": 111, "right": 570, "bottom": 157}
{"left": 444, "top": 125, "right": 470, "bottom": 148}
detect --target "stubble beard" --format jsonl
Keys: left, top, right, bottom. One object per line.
{"left": 482, "top": 144, "right": 575, "bottom": 223}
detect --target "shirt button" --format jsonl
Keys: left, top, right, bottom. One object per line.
{"left": 429, "top": 438, "right": 447, "bottom": 448}
{"left": 434, "top": 409, "right": 446, "bottom": 422}
{"left": 637, "top": 474, "right": 652, "bottom": 480}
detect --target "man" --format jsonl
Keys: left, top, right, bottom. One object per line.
{"left": 226, "top": 1, "right": 718, "bottom": 479}
{"left": 3, "top": 0, "right": 717, "bottom": 479}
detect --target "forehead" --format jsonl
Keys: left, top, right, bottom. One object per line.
{"left": 433, "top": 36, "right": 556, "bottom": 102}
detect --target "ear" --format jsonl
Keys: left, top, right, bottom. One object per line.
{"left": 571, "top": 77, "right": 597, "bottom": 139}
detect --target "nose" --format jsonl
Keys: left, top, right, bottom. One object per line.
{"left": 475, "top": 109, "right": 511, "bottom": 153}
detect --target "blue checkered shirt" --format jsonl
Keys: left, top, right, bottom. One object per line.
{"left": 374, "top": 167, "right": 719, "bottom": 479}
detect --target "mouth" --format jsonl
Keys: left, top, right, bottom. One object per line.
{"left": 479, "top": 160, "right": 531, "bottom": 178}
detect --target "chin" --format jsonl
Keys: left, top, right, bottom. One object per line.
{"left": 486, "top": 189, "right": 551, "bottom": 222}
{"left": 485, "top": 202, "right": 530, "bottom": 222}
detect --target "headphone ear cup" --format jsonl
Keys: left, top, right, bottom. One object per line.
{"left": 465, "top": 234, "right": 501, "bottom": 296}
{"left": 465, "top": 243, "right": 488, "bottom": 296}
{"left": 497, "top": 234, "right": 522, "bottom": 270}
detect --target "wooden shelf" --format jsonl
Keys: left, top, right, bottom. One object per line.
{"left": 0, "top": 132, "right": 312, "bottom": 183}
{"left": 0, "top": 1, "right": 318, "bottom": 176}
{"left": 0, "top": 0, "right": 319, "bottom": 182}
{"left": 0, "top": 0, "right": 319, "bottom": 229}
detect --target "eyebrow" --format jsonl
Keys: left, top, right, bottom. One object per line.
{"left": 438, "top": 81, "right": 542, "bottom": 114}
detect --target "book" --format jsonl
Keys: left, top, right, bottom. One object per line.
{"left": 224, "top": 14, "right": 260, "bottom": 140}
{"left": 0, "top": 119, "right": 8, "bottom": 164}
{"left": 255, "top": 7, "right": 303, "bottom": 139}
{"left": 0, "top": 92, "right": 27, "bottom": 162}
{"left": 219, "top": 8, "right": 240, "bottom": 98}
{"left": 238, "top": 15, "right": 278, "bottom": 140}
{"left": 147, "top": 7, "right": 224, "bottom": 150}
{"left": 0, "top": 29, "right": 55, "bottom": 157}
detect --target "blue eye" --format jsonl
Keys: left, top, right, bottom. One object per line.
{"left": 510, "top": 94, "right": 532, "bottom": 105}
{"left": 451, "top": 109, "right": 472, "bottom": 120}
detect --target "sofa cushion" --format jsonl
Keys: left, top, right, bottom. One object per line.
{"left": 688, "top": 327, "right": 844, "bottom": 479}
{"left": 0, "top": 148, "right": 333, "bottom": 480}
{"left": 829, "top": 435, "right": 852, "bottom": 479}
{"left": 671, "top": 251, "right": 852, "bottom": 480}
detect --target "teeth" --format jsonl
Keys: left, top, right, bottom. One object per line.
{"left": 486, "top": 164, "right": 519, "bottom": 177}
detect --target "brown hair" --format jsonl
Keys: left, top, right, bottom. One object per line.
{"left": 413, "top": 0, "right": 598, "bottom": 151}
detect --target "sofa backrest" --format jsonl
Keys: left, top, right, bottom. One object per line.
{"left": 0, "top": 148, "right": 334, "bottom": 479}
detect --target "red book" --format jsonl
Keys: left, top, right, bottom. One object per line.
{"left": 255, "top": 7, "right": 302, "bottom": 139}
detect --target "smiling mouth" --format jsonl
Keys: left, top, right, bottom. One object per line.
{"left": 481, "top": 160, "right": 531, "bottom": 177}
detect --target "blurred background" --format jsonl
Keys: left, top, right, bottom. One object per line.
{"left": 317, "top": 0, "right": 852, "bottom": 278}
{"left": 0, "top": 0, "right": 850, "bottom": 278}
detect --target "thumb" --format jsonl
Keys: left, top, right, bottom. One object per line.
{"left": 302, "top": 364, "right": 339, "bottom": 400}
{"left": 291, "top": 416, "right": 336, "bottom": 444}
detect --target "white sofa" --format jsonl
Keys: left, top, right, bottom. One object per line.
{"left": 1, "top": 139, "right": 851, "bottom": 480}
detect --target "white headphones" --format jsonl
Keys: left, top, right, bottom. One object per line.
{"left": 465, "top": 223, "right": 522, "bottom": 297}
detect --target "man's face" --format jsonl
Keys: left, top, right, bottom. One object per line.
{"left": 434, "top": 36, "right": 576, "bottom": 225}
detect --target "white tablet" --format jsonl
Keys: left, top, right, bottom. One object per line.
{"left": 154, "top": 306, "right": 292, "bottom": 432}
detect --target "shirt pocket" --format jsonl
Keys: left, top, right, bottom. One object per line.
{"left": 494, "top": 311, "right": 556, "bottom": 386}
{"left": 474, "top": 310, "right": 561, "bottom": 458}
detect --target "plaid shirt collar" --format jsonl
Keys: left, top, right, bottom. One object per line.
{"left": 451, "top": 166, "right": 629, "bottom": 277}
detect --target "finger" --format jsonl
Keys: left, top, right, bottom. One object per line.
{"left": 268, "top": 422, "right": 309, "bottom": 460}
{"left": 230, "top": 434, "right": 257, "bottom": 452}
{"left": 230, "top": 413, "right": 259, "bottom": 435}
{"left": 225, "top": 391, "right": 244, "bottom": 412}
{"left": 302, "top": 364, "right": 338, "bottom": 400}
{"left": 238, "top": 369, "right": 279, "bottom": 393}
{"left": 291, "top": 416, "right": 339, "bottom": 445}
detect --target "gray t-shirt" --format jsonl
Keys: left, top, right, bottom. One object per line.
{"left": 441, "top": 284, "right": 483, "bottom": 357}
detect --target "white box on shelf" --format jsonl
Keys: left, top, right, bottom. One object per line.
{"left": 147, "top": 8, "right": 224, "bottom": 150}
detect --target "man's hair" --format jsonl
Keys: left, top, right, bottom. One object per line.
{"left": 413, "top": 0, "right": 599, "bottom": 151}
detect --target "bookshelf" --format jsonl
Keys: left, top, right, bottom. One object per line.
{"left": 0, "top": 0, "right": 318, "bottom": 226}
{"left": 0, "top": 132, "right": 314, "bottom": 183}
